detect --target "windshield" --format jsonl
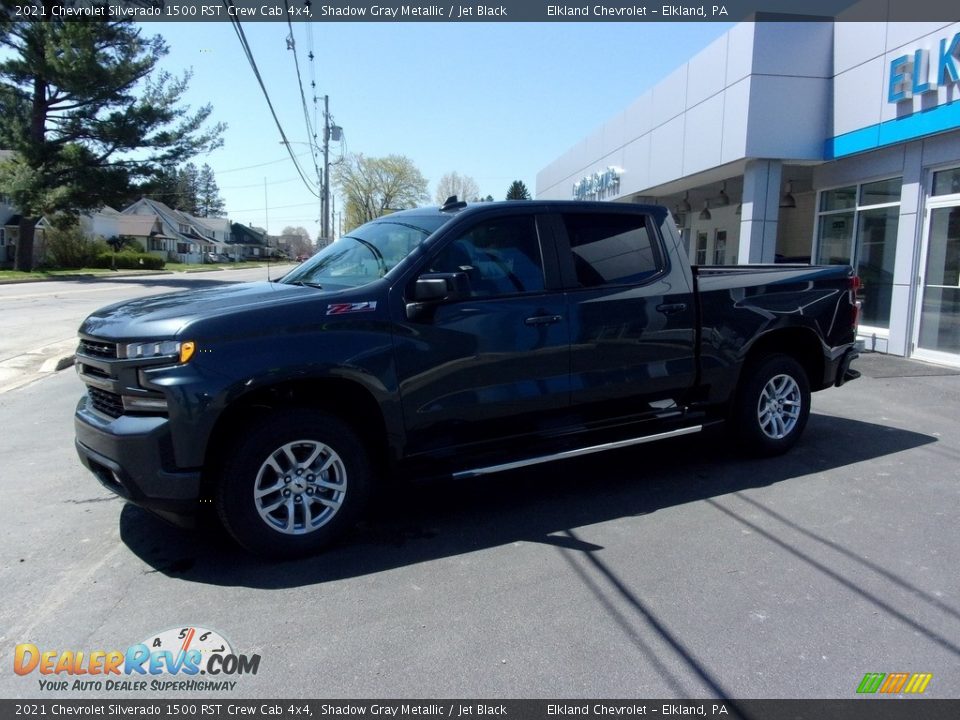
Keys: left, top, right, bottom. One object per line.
{"left": 280, "top": 216, "right": 447, "bottom": 289}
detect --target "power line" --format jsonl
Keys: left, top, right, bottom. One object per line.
{"left": 222, "top": 1, "right": 320, "bottom": 198}
{"left": 283, "top": 1, "right": 323, "bottom": 192}
{"left": 218, "top": 177, "right": 300, "bottom": 190}
{"left": 225, "top": 199, "right": 320, "bottom": 213}
{"left": 217, "top": 152, "right": 312, "bottom": 174}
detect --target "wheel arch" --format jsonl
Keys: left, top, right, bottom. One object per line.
{"left": 202, "top": 377, "right": 395, "bottom": 498}
{"left": 740, "top": 326, "right": 826, "bottom": 392}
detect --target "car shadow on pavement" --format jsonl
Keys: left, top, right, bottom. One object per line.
{"left": 118, "top": 412, "right": 936, "bottom": 589}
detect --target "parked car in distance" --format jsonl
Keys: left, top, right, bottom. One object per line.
{"left": 74, "top": 198, "right": 861, "bottom": 558}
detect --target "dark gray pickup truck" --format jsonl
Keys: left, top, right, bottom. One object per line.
{"left": 74, "top": 199, "right": 860, "bottom": 557}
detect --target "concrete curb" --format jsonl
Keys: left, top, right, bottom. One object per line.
{"left": 41, "top": 353, "right": 76, "bottom": 373}
{"left": 0, "top": 270, "right": 173, "bottom": 285}
{"left": 0, "top": 339, "right": 79, "bottom": 394}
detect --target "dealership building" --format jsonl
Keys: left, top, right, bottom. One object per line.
{"left": 536, "top": 19, "right": 960, "bottom": 367}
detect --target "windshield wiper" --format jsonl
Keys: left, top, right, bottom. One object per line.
{"left": 289, "top": 280, "right": 324, "bottom": 289}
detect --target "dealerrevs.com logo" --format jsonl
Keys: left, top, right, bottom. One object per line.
{"left": 856, "top": 672, "right": 933, "bottom": 694}
{"left": 14, "top": 626, "right": 261, "bottom": 692}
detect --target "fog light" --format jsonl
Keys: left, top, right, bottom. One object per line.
{"left": 121, "top": 395, "right": 168, "bottom": 412}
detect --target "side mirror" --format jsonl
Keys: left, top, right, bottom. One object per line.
{"left": 412, "top": 277, "right": 450, "bottom": 301}
{"left": 406, "top": 272, "right": 469, "bottom": 320}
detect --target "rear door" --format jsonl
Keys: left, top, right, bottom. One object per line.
{"left": 391, "top": 210, "right": 571, "bottom": 455}
{"left": 552, "top": 207, "right": 697, "bottom": 424}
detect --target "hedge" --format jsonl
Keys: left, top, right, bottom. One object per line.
{"left": 92, "top": 253, "right": 166, "bottom": 270}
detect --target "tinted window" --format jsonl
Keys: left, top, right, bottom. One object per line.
{"left": 429, "top": 215, "right": 545, "bottom": 298}
{"left": 563, "top": 213, "right": 660, "bottom": 287}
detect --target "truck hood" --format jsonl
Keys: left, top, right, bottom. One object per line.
{"left": 79, "top": 281, "right": 317, "bottom": 339}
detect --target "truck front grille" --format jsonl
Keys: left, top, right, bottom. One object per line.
{"left": 87, "top": 386, "right": 124, "bottom": 419}
{"left": 78, "top": 339, "right": 118, "bottom": 359}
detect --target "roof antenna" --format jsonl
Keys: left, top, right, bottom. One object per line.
{"left": 441, "top": 195, "right": 467, "bottom": 212}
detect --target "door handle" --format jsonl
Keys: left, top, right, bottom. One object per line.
{"left": 656, "top": 302, "right": 687, "bottom": 315}
{"left": 524, "top": 314, "right": 563, "bottom": 326}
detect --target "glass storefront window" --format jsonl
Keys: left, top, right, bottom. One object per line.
{"left": 816, "top": 212, "right": 854, "bottom": 265}
{"left": 856, "top": 207, "right": 899, "bottom": 328}
{"left": 860, "top": 178, "right": 902, "bottom": 205}
{"left": 932, "top": 168, "right": 960, "bottom": 197}
{"left": 819, "top": 186, "right": 856, "bottom": 212}
{"left": 815, "top": 177, "right": 902, "bottom": 329}
{"left": 817, "top": 177, "right": 903, "bottom": 328}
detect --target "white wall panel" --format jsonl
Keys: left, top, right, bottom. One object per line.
{"left": 686, "top": 34, "right": 729, "bottom": 108}
{"left": 682, "top": 94, "right": 725, "bottom": 176}
{"left": 834, "top": 22, "right": 887, "bottom": 73}
{"left": 648, "top": 117, "right": 685, "bottom": 188}
{"left": 752, "top": 22, "right": 833, "bottom": 78}
{"left": 746, "top": 76, "right": 831, "bottom": 159}
{"left": 650, "top": 64, "right": 689, "bottom": 129}
{"left": 832, "top": 57, "right": 886, "bottom": 137}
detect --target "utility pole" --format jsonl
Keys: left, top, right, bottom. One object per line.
{"left": 322, "top": 94, "right": 330, "bottom": 245}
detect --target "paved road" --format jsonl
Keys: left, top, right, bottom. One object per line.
{"left": 0, "top": 354, "right": 958, "bottom": 700}
{"left": 0, "top": 266, "right": 289, "bottom": 392}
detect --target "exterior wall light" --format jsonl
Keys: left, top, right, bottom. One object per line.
{"left": 716, "top": 181, "right": 730, "bottom": 207}
{"left": 780, "top": 181, "right": 797, "bottom": 208}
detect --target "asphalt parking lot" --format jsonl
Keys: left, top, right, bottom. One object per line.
{"left": 0, "top": 352, "right": 958, "bottom": 700}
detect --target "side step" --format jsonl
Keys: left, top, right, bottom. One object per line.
{"left": 451, "top": 425, "right": 703, "bottom": 480}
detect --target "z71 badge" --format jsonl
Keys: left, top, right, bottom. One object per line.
{"left": 327, "top": 301, "right": 377, "bottom": 315}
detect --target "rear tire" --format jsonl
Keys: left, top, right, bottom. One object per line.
{"left": 733, "top": 354, "right": 811, "bottom": 456}
{"left": 216, "top": 410, "right": 373, "bottom": 558}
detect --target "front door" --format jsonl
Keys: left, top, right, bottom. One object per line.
{"left": 915, "top": 168, "right": 960, "bottom": 365}
{"left": 392, "top": 212, "right": 570, "bottom": 455}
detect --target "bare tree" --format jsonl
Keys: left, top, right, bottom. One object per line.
{"left": 280, "top": 225, "right": 313, "bottom": 258}
{"left": 435, "top": 172, "right": 480, "bottom": 204}
{"left": 335, "top": 154, "right": 429, "bottom": 231}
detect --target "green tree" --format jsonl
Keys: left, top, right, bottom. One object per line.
{"left": 335, "top": 154, "right": 428, "bottom": 230}
{"left": 196, "top": 163, "right": 225, "bottom": 217}
{"left": 0, "top": 14, "right": 226, "bottom": 270}
{"left": 506, "top": 180, "right": 530, "bottom": 200}
{"left": 174, "top": 162, "right": 200, "bottom": 215}
{"left": 105, "top": 234, "right": 139, "bottom": 271}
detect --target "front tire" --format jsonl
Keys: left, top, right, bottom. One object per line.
{"left": 733, "top": 354, "right": 811, "bottom": 456}
{"left": 216, "top": 410, "right": 373, "bottom": 558}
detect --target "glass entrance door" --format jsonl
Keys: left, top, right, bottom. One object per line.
{"left": 916, "top": 179, "right": 960, "bottom": 363}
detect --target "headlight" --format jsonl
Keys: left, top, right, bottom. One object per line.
{"left": 123, "top": 340, "right": 195, "bottom": 363}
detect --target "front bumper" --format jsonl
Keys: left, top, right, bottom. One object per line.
{"left": 74, "top": 397, "right": 201, "bottom": 526}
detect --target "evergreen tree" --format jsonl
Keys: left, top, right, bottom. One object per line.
{"left": 0, "top": 15, "right": 226, "bottom": 270}
{"left": 506, "top": 180, "right": 531, "bottom": 200}
{"left": 175, "top": 163, "right": 200, "bottom": 215}
{"left": 196, "top": 163, "right": 225, "bottom": 217}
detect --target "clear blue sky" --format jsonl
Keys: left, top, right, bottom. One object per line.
{"left": 150, "top": 21, "right": 735, "bottom": 237}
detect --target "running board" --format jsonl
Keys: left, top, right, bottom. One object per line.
{"left": 451, "top": 425, "right": 703, "bottom": 480}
